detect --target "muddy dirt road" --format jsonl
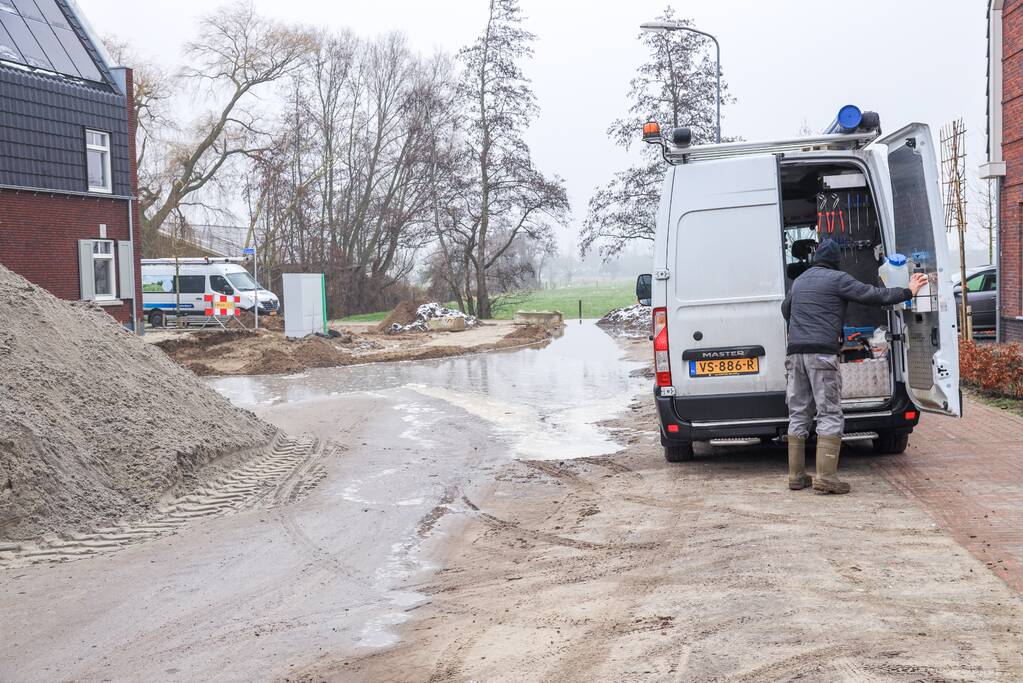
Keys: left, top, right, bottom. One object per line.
{"left": 1, "top": 324, "right": 1021, "bottom": 681}
{"left": 0, "top": 322, "right": 640, "bottom": 681}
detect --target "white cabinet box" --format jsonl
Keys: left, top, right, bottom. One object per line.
{"left": 283, "top": 273, "right": 326, "bottom": 339}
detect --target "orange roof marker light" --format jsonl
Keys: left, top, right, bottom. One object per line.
{"left": 642, "top": 121, "right": 661, "bottom": 143}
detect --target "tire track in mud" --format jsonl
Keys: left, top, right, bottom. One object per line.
{"left": 0, "top": 432, "right": 329, "bottom": 569}
{"left": 519, "top": 457, "right": 673, "bottom": 513}
{"left": 424, "top": 453, "right": 697, "bottom": 682}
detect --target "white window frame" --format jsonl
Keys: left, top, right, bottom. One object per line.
{"left": 86, "top": 129, "right": 112, "bottom": 194}
{"left": 92, "top": 239, "right": 116, "bottom": 300}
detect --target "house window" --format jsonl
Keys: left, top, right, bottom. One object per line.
{"left": 92, "top": 240, "right": 115, "bottom": 298}
{"left": 86, "top": 129, "right": 111, "bottom": 193}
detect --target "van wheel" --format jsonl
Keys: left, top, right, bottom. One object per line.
{"left": 873, "top": 432, "right": 909, "bottom": 455}
{"left": 148, "top": 309, "right": 165, "bottom": 328}
{"left": 664, "top": 442, "right": 694, "bottom": 463}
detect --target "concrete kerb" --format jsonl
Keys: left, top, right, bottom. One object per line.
{"left": 513, "top": 310, "right": 564, "bottom": 326}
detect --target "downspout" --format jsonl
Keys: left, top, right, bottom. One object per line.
{"left": 994, "top": 179, "right": 1002, "bottom": 343}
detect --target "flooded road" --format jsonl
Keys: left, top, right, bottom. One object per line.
{"left": 212, "top": 320, "right": 643, "bottom": 460}
{"left": 1, "top": 322, "right": 645, "bottom": 682}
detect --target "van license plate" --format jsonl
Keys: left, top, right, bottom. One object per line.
{"left": 689, "top": 358, "right": 759, "bottom": 377}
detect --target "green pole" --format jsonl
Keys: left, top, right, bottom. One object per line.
{"left": 321, "top": 273, "right": 327, "bottom": 334}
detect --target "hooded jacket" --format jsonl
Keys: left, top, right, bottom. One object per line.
{"left": 781, "top": 240, "right": 912, "bottom": 355}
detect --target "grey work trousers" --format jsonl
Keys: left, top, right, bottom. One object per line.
{"left": 785, "top": 353, "right": 844, "bottom": 438}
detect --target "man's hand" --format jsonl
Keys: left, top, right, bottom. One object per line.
{"left": 908, "top": 272, "right": 928, "bottom": 297}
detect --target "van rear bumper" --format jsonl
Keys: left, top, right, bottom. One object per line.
{"left": 656, "top": 386, "right": 920, "bottom": 442}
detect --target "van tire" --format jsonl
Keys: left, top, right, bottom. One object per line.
{"left": 873, "top": 431, "right": 909, "bottom": 455}
{"left": 148, "top": 309, "right": 165, "bottom": 328}
{"left": 664, "top": 442, "right": 695, "bottom": 463}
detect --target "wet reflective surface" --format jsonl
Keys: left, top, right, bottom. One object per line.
{"left": 0, "top": 324, "right": 649, "bottom": 681}
{"left": 211, "top": 321, "right": 645, "bottom": 460}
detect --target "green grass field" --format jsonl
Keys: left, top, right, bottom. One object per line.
{"left": 336, "top": 281, "right": 635, "bottom": 323}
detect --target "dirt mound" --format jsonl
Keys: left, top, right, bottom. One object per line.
{"left": 503, "top": 324, "right": 552, "bottom": 342}
{"left": 153, "top": 329, "right": 256, "bottom": 354}
{"left": 376, "top": 301, "right": 423, "bottom": 332}
{"left": 0, "top": 265, "right": 274, "bottom": 541}
{"left": 237, "top": 310, "right": 284, "bottom": 332}
{"left": 237, "top": 335, "right": 353, "bottom": 375}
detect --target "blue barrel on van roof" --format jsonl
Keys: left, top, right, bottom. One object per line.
{"left": 825, "top": 105, "right": 863, "bottom": 134}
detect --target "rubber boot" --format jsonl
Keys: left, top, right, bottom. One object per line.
{"left": 787, "top": 436, "right": 812, "bottom": 490}
{"left": 812, "top": 435, "right": 851, "bottom": 494}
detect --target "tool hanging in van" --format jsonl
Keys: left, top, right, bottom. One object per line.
{"left": 816, "top": 193, "right": 827, "bottom": 235}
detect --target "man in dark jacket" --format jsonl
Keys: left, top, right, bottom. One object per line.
{"left": 781, "top": 239, "right": 926, "bottom": 494}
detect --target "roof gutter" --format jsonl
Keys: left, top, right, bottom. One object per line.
{"left": 0, "top": 184, "right": 132, "bottom": 201}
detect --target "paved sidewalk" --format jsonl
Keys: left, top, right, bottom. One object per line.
{"left": 874, "top": 397, "right": 1023, "bottom": 592}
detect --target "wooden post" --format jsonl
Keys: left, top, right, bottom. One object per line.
{"left": 578, "top": 299, "right": 582, "bottom": 321}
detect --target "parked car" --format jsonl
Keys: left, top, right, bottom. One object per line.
{"left": 141, "top": 258, "right": 279, "bottom": 327}
{"left": 952, "top": 266, "right": 997, "bottom": 333}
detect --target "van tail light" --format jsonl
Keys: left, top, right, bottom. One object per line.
{"left": 653, "top": 307, "right": 671, "bottom": 387}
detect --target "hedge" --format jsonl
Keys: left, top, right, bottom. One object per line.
{"left": 959, "top": 341, "right": 1023, "bottom": 400}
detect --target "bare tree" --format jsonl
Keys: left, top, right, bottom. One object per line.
{"left": 970, "top": 176, "right": 997, "bottom": 265}
{"left": 454, "top": 0, "right": 569, "bottom": 317}
{"left": 103, "top": 38, "right": 180, "bottom": 255}
{"left": 581, "top": 6, "right": 733, "bottom": 260}
{"left": 139, "top": 2, "right": 312, "bottom": 252}
{"left": 246, "top": 32, "right": 455, "bottom": 316}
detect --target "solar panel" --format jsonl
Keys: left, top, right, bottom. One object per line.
{"left": 54, "top": 24, "right": 99, "bottom": 80}
{"left": 0, "top": 0, "right": 104, "bottom": 83}
{"left": 0, "top": 21, "right": 21, "bottom": 62}
{"left": 11, "top": 0, "right": 42, "bottom": 22}
{"left": 31, "top": 0, "right": 69, "bottom": 29}
{"left": 27, "top": 14, "right": 78, "bottom": 75}
{"left": 0, "top": 11, "right": 52, "bottom": 70}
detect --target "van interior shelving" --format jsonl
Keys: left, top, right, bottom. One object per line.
{"left": 779, "top": 161, "right": 895, "bottom": 406}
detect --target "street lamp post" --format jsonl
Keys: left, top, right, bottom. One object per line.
{"left": 640, "top": 20, "right": 721, "bottom": 144}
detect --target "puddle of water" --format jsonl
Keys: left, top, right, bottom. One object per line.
{"left": 211, "top": 322, "right": 645, "bottom": 460}
{"left": 207, "top": 322, "right": 646, "bottom": 649}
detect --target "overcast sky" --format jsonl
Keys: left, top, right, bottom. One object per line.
{"left": 78, "top": 0, "right": 990, "bottom": 260}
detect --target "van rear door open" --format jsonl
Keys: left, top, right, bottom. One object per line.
{"left": 665, "top": 155, "right": 787, "bottom": 397}
{"left": 875, "top": 124, "right": 961, "bottom": 417}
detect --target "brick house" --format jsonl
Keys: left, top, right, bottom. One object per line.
{"left": 0, "top": 0, "right": 140, "bottom": 332}
{"left": 984, "top": 0, "right": 1023, "bottom": 342}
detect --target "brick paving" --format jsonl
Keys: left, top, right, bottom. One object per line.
{"left": 873, "top": 397, "right": 1023, "bottom": 592}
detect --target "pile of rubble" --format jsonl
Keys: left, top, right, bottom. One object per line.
{"left": 596, "top": 304, "right": 652, "bottom": 337}
{"left": 387, "top": 303, "right": 480, "bottom": 334}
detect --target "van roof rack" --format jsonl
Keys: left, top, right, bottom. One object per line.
{"left": 662, "top": 131, "right": 880, "bottom": 165}
{"left": 141, "top": 257, "right": 247, "bottom": 265}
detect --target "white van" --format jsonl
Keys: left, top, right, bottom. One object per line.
{"left": 636, "top": 108, "right": 960, "bottom": 462}
{"left": 141, "top": 258, "right": 279, "bottom": 327}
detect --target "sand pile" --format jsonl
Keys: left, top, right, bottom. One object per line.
{"left": 0, "top": 265, "right": 274, "bottom": 541}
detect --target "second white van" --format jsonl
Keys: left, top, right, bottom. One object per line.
{"left": 141, "top": 258, "right": 279, "bottom": 327}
